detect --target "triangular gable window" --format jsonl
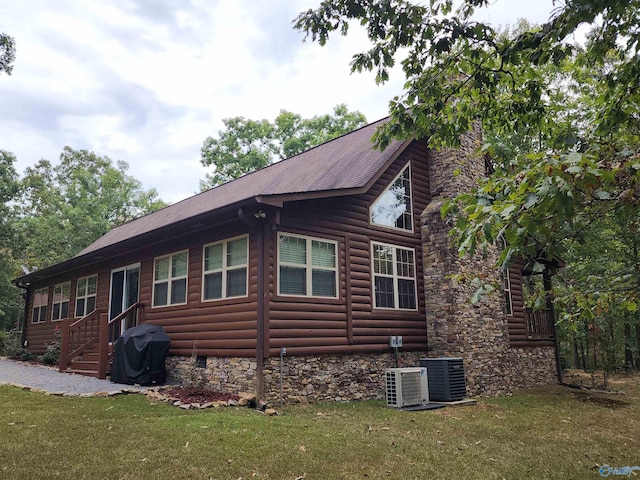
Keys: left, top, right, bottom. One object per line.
{"left": 370, "top": 163, "right": 413, "bottom": 231}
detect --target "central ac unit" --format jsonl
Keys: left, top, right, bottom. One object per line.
{"left": 385, "top": 367, "right": 429, "bottom": 408}
{"left": 420, "top": 357, "right": 467, "bottom": 402}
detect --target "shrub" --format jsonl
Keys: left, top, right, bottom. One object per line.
{"left": 2, "top": 329, "right": 35, "bottom": 361}
{"left": 39, "top": 341, "right": 61, "bottom": 365}
{"left": 38, "top": 326, "right": 62, "bottom": 365}
{"left": 0, "top": 330, "right": 7, "bottom": 355}
{"left": 181, "top": 352, "right": 208, "bottom": 389}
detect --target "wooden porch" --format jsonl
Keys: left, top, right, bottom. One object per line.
{"left": 524, "top": 307, "right": 555, "bottom": 339}
{"left": 59, "top": 303, "right": 144, "bottom": 378}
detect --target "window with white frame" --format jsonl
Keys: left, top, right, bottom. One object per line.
{"left": 372, "top": 242, "right": 417, "bottom": 310}
{"left": 203, "top": 236, "right": 248, "bottom": 301}
{"left": 153, "top": 251, "right": 188, "bottom": 307}
{"left": 32, "top": 288, "right": 48, "bottom": 323}
{"left": 503, "top": 269, "right": 513, "bottom": 316}
{"left": 370, "top": 164, "right": 413, "bottom": 231}
{"left": 52, "top": 282, "right": 71, "bottom": 321}
{"left": 278, "top": 233, "right": 338, "bottom": 298}
{"left": 75, "top": 276, "right": 97, "bottom": 317}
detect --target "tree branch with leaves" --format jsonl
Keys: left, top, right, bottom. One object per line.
{"left": 199, "top": 104, "right": 367, "bottom": 189}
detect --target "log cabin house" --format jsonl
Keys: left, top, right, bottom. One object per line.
{"left": 14, "top": 118, "right": 559, "bottom": 402}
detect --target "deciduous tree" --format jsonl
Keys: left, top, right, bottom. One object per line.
{"left": 17, "top": 147, "right": 166, "bottom": 268}
{"left": 296, "top": 0, "right": 640, "bottom": 369}
{"left": 200, "top": 104, "right": 367, "bottom": 189}
{"left": 0, "top": 31, "right": 15, "bottom": 75}
{"left": 0, "top": 151, "right": 21, "bottom": 329}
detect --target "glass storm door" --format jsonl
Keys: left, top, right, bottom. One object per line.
{"left": 109, "top": 264, "right": 140, "bottom": 340}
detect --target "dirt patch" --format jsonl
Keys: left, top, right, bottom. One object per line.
{"left": 571, "top": 390, "right": 630, "bottom": 409}
{"left": 562, "top": 369, "right": 631, "bottom": 391}
{"left": 161, "top": 387, "right": 240, "bottom": 405}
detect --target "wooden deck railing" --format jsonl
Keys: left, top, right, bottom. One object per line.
{"left": 59, "top": 309, "right": 106, "bottom": 373}
{"left": 524, "top": 308, "right": 555, "bottom": 339}
{"left": 59, "top": 303, "right": 144, "bottom": 379}
{"left": 99, "top": 303, "right": 145, "bottom": 378}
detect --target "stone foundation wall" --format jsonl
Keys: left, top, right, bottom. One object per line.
{"left": 166, "top": 352, "right": 425, "bottom": 404}
{"left": 166, "top": 356, "right": 257, "bottom": 394}
{"left": 262, "top": 352, "right": 423, "bottom": 404}
{"left": 166, "top": 345, "right": 555, "bottom": 402}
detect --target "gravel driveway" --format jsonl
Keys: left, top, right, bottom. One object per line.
{"left": 0, "top": 357, "right": 147, "bottom": 395}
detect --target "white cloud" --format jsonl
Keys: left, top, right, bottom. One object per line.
{"left": 0, "top": 0, "right": 556, "bottom": 204}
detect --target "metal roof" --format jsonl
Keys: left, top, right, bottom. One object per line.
{"left": 16, "top": 118, "right": 410, "bottom": 283}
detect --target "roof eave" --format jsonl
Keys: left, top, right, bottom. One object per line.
{"left": 14, "top": 196, "right": 264, "bottom": 285}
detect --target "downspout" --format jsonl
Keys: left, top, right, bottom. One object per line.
{"left": 256, "top": 222, "right": 266, "bottom": 403}
{"left": 238, "top": 208, "right": 267, "bottom": 404}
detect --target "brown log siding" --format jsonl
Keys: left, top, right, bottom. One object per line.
{"left": 23, "top": 140, "right": 432, "bottom": 358}
{"left": 140, "top": 231, "right": 259, "bottom": 357}
{"left": 267, "top": 142, "right": 429, "bottom": 356}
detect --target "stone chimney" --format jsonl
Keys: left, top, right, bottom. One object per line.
{"left": 420, "top": 126, "right": 556, "bottom": 396}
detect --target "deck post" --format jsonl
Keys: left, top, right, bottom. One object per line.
{"left": 59, "top": 318, "right": 70, "bottom": 372}
{"left": 97, "top": 313, "right": 109, "bottom": 379}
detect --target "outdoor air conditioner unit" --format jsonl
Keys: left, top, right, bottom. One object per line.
{"left": 420, "top": 357, "right": 467, "bottom": 402}
{"left": 385, "top": 367, "right": 429, "bottom": 408}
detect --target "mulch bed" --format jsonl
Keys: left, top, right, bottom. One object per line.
{"left": 161, "top": 387, "right": 240, "bottom": 405}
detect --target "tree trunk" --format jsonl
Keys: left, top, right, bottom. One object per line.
{"left": 635, "top": 321, "right": 640, "bottom": 370}
{"left": 624, "top": 311, "right": 634, "bottom": 374}
{"left": 631, "top": 224, "right": 640, "bottom": 371}
{"left": 580, "top": 338, "right": 587, "bottom": 371}
{"left": 607, "top": 315, "right": 616, "bottom": 370}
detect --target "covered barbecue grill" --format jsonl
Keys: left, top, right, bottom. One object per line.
{"left": 110, "top": 323, "right": 170, "bottom": 385}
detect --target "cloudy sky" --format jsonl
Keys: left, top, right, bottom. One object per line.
{"left": 0, "top": 0, "right": 554, "bottom": 204}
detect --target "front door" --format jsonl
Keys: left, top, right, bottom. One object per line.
{"left": 109, "top": 264, "right": 140, "bottom": 340}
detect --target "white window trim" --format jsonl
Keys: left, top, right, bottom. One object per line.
{"left": 32, "top": 287, "right": 48, "bottom": 324}
{"left": 277, "top": 233, "right": 339, "bottom": 299}
{"left": 51, "top": 281, "right": 71, "bottom": 321}
{"left": 75, "top": 275, "right": 98, "bottom": 317}
{"left": 371, "top": 241, "right": 418, "bottom": 311}
{"left": 369, "top": 162, "right": 414, "bottom": 233}
{"left": 202, "top": 235, "right": 249, "bottom": 302}
{"left": 503, "top": 269, "right": 513, "bottom": 316}
{"left": 152, "top": 250, "right": 189, "bottom": 308}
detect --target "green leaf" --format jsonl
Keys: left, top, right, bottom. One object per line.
{"left": 566, "top": 152, "right": 582, "bottom": 164}
{"left": 523, "top": 192, "right": 538, "bottom": 209}
{"left": 593, "top": 190, "right": 612, "bottom": 200}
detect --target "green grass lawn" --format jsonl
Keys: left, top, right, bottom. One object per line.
{"left": 1, "top": 375, "right": 639, "bottom": 480}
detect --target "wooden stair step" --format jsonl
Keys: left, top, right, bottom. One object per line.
{"left": 69, "top": 360, "right": 100, "bottom": 370}
{"left": 78, "top": 353, "right": 100, "bottom": 361}
{"left": 64, "top": 368, "right": 101, "bottom": 378}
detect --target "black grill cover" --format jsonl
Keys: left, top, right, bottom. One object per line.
{"left": 110, "top": 324, "right": 170, "bottom": 386}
